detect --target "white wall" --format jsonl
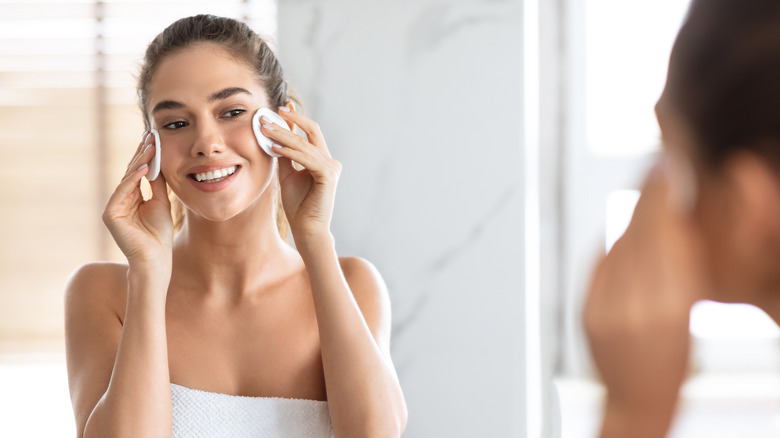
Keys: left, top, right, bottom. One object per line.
{"left": 278, "top": 1, "right": 529, "bottom": 436}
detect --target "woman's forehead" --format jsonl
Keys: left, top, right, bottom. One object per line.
{"left": 148, "top": 44, "right": 266, "bottom": 104}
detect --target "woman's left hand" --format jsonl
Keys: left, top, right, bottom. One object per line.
{"left": 260, "top": 107, "right": 341, "bottom": 240}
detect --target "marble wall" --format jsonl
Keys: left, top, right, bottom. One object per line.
{"left": 278, "top": 1, "right": 528, "bottom": 436}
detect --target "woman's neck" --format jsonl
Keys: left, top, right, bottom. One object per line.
{"left": 170, "top": 197, "right": 299, "bottom": 301}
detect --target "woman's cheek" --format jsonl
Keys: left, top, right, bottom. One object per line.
{"left": 159, "top": 144, "right": 186, "bottom": 188}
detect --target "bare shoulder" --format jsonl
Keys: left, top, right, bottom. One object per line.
{"left": 65, "top": 262, "right": 128, "bottom": 319}
{"left": 66, "top": 261, "right": 128, "bottom": 291}
{"left": 339, "top": 256, "right": 386, "bottom": 291}
{"left": 338, "top": 257, "right": 392, "bottom": 352}
{"left": 339, "top": 256, "right": 390, "bottom": 307}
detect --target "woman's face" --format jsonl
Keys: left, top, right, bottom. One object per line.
{"left": 145, "top": 43, "right": 275, "bottom": 222}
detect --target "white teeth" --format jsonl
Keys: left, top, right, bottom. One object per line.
{"left": 193, "top": 166, "right": 237, "bottom": 182}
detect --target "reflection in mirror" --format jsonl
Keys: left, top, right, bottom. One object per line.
{"left": 63, "top": 13, "right": 408, "bottom": 438}
{"left": 2, "top": 1, "right": 540, "bottom": 437}
{"left": 4, "top": 3, "right": 404, "bottom": 437}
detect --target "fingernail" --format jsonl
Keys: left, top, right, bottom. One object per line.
{"left": 144, "top": 133, "right": 152, "bottom": 145}
{"left": 279, "top": 106, "right": 291, "bottom": 112}
{"left": 143, "top": 143, "right": 152, "bottom": 154}
{"left": 271, "top": 143, "right": 283, "bottom": 149}
{"left": 138, "top": 163, "right": 148, "bottom": 171}
{"left": 261, "top": 120, "right": 275, "bottom": 130}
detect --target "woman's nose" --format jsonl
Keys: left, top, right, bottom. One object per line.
{"left": 191, "top": 121, "right": 225, "bottom": 157}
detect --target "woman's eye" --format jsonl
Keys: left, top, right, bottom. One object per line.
{"left": 223, "top": 109, "right": 246, "bottom": 118}
{"left": 163, "top": 121, "right": 188, "bottom": 129}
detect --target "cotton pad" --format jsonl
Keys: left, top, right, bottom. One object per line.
{"left": 147, "top": 129, "right": 162, "bottom": 181}
{"left": 252, "top": 108, "right": 290, "bottom": 158}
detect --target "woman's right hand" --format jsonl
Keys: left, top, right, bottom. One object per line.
{"left": 102, "top": 131, "right": 173, "bottom": 269}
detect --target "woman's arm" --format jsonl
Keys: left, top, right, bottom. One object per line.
{"left": 299, "top": 238, "right": 408, "bottom": 437}
{"left": 583, "top": 157, "right": 706, "bottom": 438}
{"left": 66, "top": 132, "right": 174, "bottom": 437}
{"left": 261, "top": 107, "right": 407, "bottom": 437}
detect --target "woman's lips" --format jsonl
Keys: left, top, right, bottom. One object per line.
{"left": 187, "top": 165, "right": 241, "bottom": 192}
{"left": 191, "top": 165, "right": 238, "bottom": 182}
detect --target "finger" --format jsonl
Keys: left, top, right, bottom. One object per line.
{"left": 105, "top": 164, "right": 148, "bottom": 215}
{"left": 125, "top": 132, "right": 153, "bottom": 170}
{"left": 149, "top": 171, "right": 171, "bottom": 206}
{"left": 277, "top": 156, "right": 296, "bottom": 181}
{"left": 135, "top": 130, "right": 151, "bottom": 153}
{"left": 618, "top": 161, "right": 679, "bottom": 248}
{"left": 119, "top": 163, "right": 149, "bottom": 188}
{"left": 276, "top": 106, "right": 327, "bottom": 149}
{"left": 140, "top": 130, "right": 151, "bottom": 146}
{"left": 631, "top": 154, "right": 697, "bottom": 240}
{"left": 269, "top": 142, "right": 325, "bottom": 173}
{"left": 123, "top": 142, "right": 155, "bottom": 180}
{"left": 623, "top": 157, "right": 705, "bottom": 304}
{"left": 125, "top": 131, "right": 152, "bottom": 172}
{"left": 131, "top": 139, "right": 155, "bottom": 168}
{"left": 260, "top": 120, "right": 314, "bottom": 153}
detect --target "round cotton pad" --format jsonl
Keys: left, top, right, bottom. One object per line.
{"left": 252, "top": 108, "right": 290, "bottom": 158}
{"left": 147, "top": 129, "right": 161, "bottom": 181}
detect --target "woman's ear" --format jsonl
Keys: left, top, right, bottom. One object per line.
{"left": 725, "top": 152, "right": 780, "bottom": 262}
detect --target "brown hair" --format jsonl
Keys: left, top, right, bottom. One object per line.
{"left": 137, "top": 14, "right": 294, "bottom": 238}
{"left": 665, "top": 0, "right": 780, "bottom": 169}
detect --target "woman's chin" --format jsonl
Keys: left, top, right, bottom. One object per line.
{"left": 178, "top": 187, "right": 271, "bottom": 226}
{"left": 186, "top": 204, "right": 246, "bottom": 224}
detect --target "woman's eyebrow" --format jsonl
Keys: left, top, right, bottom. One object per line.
{"left": 208, "top": 87, "right": 252, "bottom": 102}
{"left": 151, "top": 87, "right": 253, "bottom": 115}
{"left": 151, "top": 100, "right": 184, "bottom": 115}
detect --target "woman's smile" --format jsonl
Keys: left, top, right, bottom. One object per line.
{"left": 192, "top": 165, "right": 238, "bottom": 183}
{"left": 186, "top": 163, "right": 242, "bottom": 193}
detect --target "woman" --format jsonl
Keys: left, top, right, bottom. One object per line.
{"left": 64, "top": 15, "right": 407, "bottom": 437}
{"left": 584, "top": 0, "right": 780, "bottom": 437}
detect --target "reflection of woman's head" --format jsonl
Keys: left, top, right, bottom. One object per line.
{"left": 662, "top": 0, "right": 780, "bottom": 168}
{"left": 658, "top": 0, "right": 780, "bottom": 302}
{"left": 136, "top": 15, "right": 292, "bottom": 236}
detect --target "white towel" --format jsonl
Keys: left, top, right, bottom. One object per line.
{"left": 171, "top": 383, "right": 334, "bottom": 438}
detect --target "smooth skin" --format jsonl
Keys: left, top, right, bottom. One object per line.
{"left": 65, "top": 43, "right": 407, "bottom": 438}
{"left": 584, "top": 98, "right": 780, "bottom": 438}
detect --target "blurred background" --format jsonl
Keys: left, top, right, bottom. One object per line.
{"left": 2, "top": 0, "right": 780, "bottom": 436}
